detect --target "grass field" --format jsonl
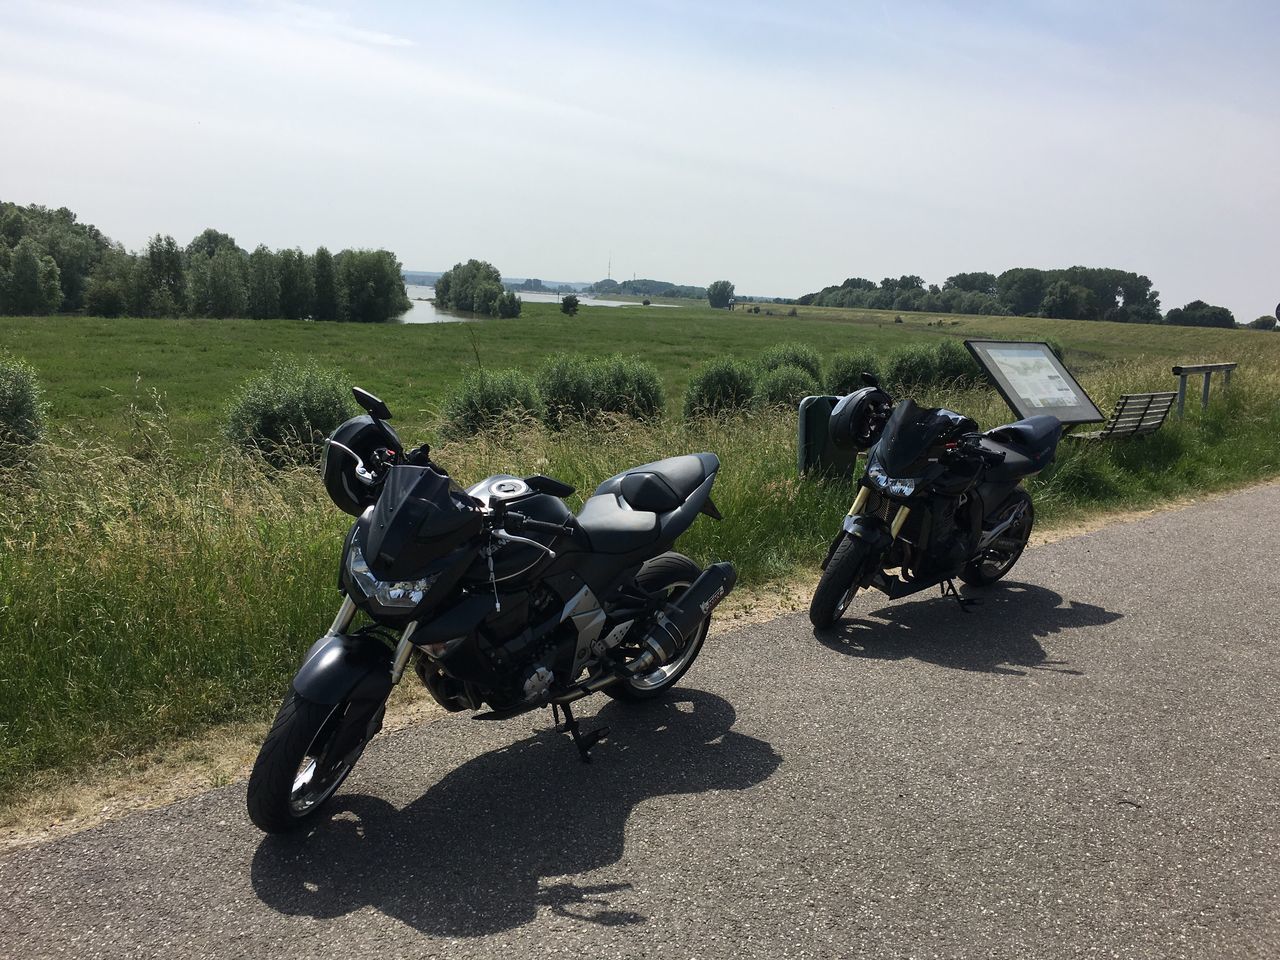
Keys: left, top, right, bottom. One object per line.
{"left": 3, "top": 301, "right": 1269, "bottom": 448}
{"left": 2, "top": 302, "right": 1278, "bottom": 799}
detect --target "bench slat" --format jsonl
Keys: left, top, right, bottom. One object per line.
{"left": 1068, "top": 391, "right": 1176, "bottom": 441}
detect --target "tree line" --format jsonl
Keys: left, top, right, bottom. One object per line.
{"left": 0, "top": 201, "right": 411, "bottom": 323}
{"left": 588, "top": 278, "right": 709, "bottom": 299}
{"left": 799, "top": 267, "right": 1249, "bottom": 329}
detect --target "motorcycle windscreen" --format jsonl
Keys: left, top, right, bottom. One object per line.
{"left": 365, "top": 465, "right": 483, "bottom": 578}
{"left": 873, "top": 399, "right": 976, "bottom": 477}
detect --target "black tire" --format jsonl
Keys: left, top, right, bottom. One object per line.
{"left": 960, "top": 491, "right": 1034, "bottom": 586}
{"left": 246, "top": 689, "right": 367, "bottom": 833}
{"left": 809, "top": 535, "right": 875, "bottom": 629}
{"left": 606, "top": 552, "right": 710, "bottom": 701}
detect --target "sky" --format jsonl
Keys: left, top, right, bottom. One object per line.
{"left": 1, "top": 0, "right": 1277, "bottom": 320}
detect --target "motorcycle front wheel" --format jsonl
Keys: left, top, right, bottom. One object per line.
{"left": 809, "top": 535, "right": 875, "bottom": 629}
{"left": 246, "top": 690, "right": 372, "bottom": 833}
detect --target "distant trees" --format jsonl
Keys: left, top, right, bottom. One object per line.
{"left": 1248, "top": 315, "right": 1276, "bottom": 331}
{"left": 312, "top": 247, "right": 338, "bottom": 321}
{"left": 707, "top": 280, "right": 735, "bottom": 309}
{"left": 434, "top": 259, "right": 521, "bottom": 318}
{"left": 337, "top": 249, "right": 413, "bottom": 323}
{"left": 0, "top": 200, "right": 413, "bottom": 323}
{"left": 1163, "top": 300, "right": 1235, "bottom": 329}
{"left": 587, "top": 277, "right": 706, "bottom": 299}
{"left": 0, "top": 237, "right": 63, "bottom": 315}
{"left": 801, "top": 265, "right": 1167, "bottom": 324}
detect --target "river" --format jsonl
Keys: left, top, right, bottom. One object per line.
{"left": 399, "top": 285, "right": 676, "bottom": 323}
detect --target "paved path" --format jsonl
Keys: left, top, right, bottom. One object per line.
{"left": 2, "top": 486, "right": 1278, "bottom": 959}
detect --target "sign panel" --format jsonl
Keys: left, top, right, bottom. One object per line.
{"left": 964, "top": 340, "right": 1104, "bottom": 425}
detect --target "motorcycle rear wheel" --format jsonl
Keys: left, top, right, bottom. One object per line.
{"left": 607, "top": 553, "right": 710, "bottom": 701}
{"left": 246, "top": 690, "right": 370, "bottom": 833}
{"left": 960, "top": 491, "right": 1034, "bottom": 586}
{"left": 809, "top": 535, "right": 875, "bottom": 629}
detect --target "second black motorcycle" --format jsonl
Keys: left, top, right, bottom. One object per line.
{"left": 808, "top": 376, "right": 1063, "bottom": 628}
{"left": 247, "top": 387, "right": 735, "bottom": 833}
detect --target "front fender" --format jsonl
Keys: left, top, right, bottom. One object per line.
{"left": 822, "top": 514, "right": 893, "bottom": 570}
{"left": 292, "top": 631, "right": 393, "bottom": 706}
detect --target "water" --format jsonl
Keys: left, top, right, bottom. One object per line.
{"left": 399, "top": 285, "right": 677, "bottom": 323}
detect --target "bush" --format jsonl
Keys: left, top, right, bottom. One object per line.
{"left": 759, "top": 341, "right": 822, "bottom": 382}
{"left": 826, "top": 350, "right": 884, "bottom": 395}
{"left": 494, "top": 290, "right": 522, "bottom": 318}
{"left": 683, "top": 358, "right": 757, "bottom": 418}
{"left": 537, "top": 354, "right": 664, "bottom": 427}
{"left": 441, "top": 368, "right": 546, "bottom": 438}
{"left": 0, "top": 353, "right": 45, "bottom": 451}
{"left": 758, "top": 364, "right": 820, "bottom": 408}
{"left": 561, "top": 294, "right": 580, "bottom": 316}
{"left": 592, "top": 355, "right": 665, "bottom": 421}
{"left": 225, "top": 357, "right": 354, "bottom": 464}
{"left": 884, "top": 344, "right": 939, "bottom": 388}
{"left": 933, "top": 338, "right": 979, "bottom": 382}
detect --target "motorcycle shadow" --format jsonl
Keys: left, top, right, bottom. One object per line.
{"left": 250, "top": 688, "right": 779, "bottom": 938}
{"left": 817, "top": 581, "right": 1121, "bottom": 675}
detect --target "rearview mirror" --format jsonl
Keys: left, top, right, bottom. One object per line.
{"left": 860, "top": 372, "right": 880, "bottom": 388}
{"left": 352, "top": 386, "right": 392, "bottom": 421}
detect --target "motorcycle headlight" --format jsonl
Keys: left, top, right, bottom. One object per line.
{"left": 865, "top": 459, "right": 916, "bottom": 498}
{"left": 886, "top": 477, "right": 916, "bottom": 497}
{"left": 346, "top": 542, "right": 439, "bottom": 609}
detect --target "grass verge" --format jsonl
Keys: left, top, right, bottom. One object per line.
{"left": 2, "top": 353, "right": 1278, "bottom": 801}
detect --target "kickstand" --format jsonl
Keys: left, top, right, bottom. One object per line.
{"left": 940, "top": 578, "right": 982, "bottom": 612}
{"left": 553, "top": 702, "right": 609, "bottom": 763}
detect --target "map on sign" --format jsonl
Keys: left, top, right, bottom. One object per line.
{"left": 987, "top": 346, "right": 1080, "bottom": 409}
{"left": 964, "top": 340, "right": 1104, "bottom": 425}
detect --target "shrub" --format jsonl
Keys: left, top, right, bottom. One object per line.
{"left": 561, "top": 294, "right": 580, "bottom": 316}
{"left": 494, "top": 290, "right": 522, "bottom": 318}
{"left": 441, "top": 368, "right": 546, "bottom": 438}
{"left": 933, "top": 338, "right": 979, "bottom": 382}
{"left": 884, "top": 344, "right": 939, "bottom": 388}
{"left": 758, "top": 364, "right": 820, "bottom": 408}
{"left": 536, "top": 354, "right": 664, "bottom": 427}
{"left": 826, "top": 350, "right": 884, "bottom": 395}
{"left": 592, "top": 355, "right": 665, "bottom": 421}
{"left": 536, "top": 354, "right": 596, "bottom": 427}
{"left": 759, "top": 341, "right": 822, "bottom": 382}
{"left": 683, "top": 358, "right": 757, "bottom": 418}
{"left": 225, "top": 357, "right": 354, "bottom": 464}
{"left": 0, "top": 353, "right": 45, "bottom": 450}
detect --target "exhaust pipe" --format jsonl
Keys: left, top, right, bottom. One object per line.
{"left": 624, "top": 562, "right": 737, "bottom": 676}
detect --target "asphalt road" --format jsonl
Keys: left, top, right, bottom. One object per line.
{"left": 2, "top": 485, "right": 1278, "bottom": 959}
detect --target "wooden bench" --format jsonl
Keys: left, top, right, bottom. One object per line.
{"left": 1068, "top": 392, "right": 1177, "bottom": 441}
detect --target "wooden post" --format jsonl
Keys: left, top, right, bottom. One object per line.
{"left": 1176, "top": 375, "right": 1187, "bottom": 418}
{"left": 1201, "top": 372, "right": 1212, "bottom": 411}
{"left": 1224, "top": 367, "right": 1233, "bottom": 391}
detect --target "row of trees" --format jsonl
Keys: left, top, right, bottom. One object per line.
{"left": 0, "top": 201, "right": 411, "bottom": 323}
{"left": 800, "top": 267, "right": 1165, "bottom": 322}
{"left": 799, "top": 266, "right": 1254, "bottom": 328}
{"left": 588, "top": 278, "right": 708, "bottom": 299}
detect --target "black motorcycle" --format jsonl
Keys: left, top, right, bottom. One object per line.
{"left": 247, "top": 387, "right": 735, "bottom": 833}
{"left": 808, "top": 376, "right": 1063, "bottom": 628}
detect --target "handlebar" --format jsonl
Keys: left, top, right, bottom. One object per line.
{"left": 499, "top": 510, "right": 577, "bottom": 539}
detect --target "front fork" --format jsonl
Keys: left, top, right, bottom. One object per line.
{"left": 825, "top": 485, "right": 911, "bottom": 569}
{"left": 327, "top": 595, "right": 420, "bottom": 685}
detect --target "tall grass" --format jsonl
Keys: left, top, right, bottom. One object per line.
{"left": 1, "top": 355, "right": 1278, "bottom": 797}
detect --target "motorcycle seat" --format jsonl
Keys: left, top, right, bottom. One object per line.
{"left": 981, "top": 415, "right": 1062, "bottom": 479}
{"left": 575, "top": 454, "right": 720, "bottom": 554}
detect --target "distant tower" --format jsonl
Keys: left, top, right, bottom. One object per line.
{"left": 607, "top": 253, "right": 611, "bottom": 281}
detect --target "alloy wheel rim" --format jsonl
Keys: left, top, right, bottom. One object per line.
{"left": 288, "top": 703, "right": 354, "bottom": 816}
